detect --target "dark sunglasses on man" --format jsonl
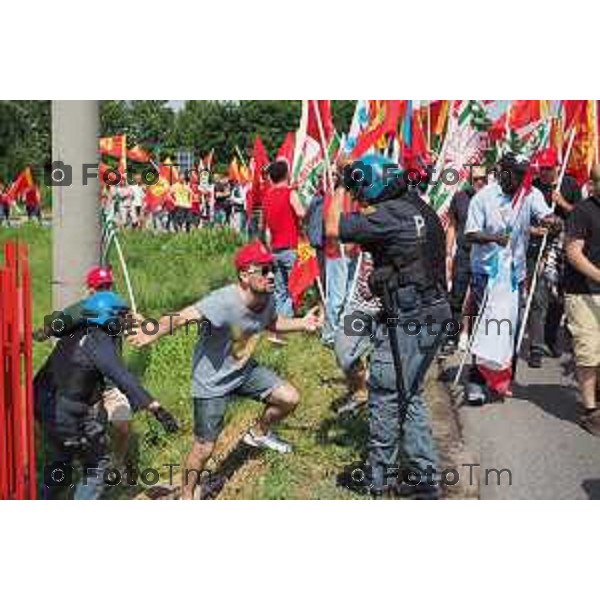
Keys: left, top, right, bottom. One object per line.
{"left": 248, "top": 264, "right": 274, "bottom": 276}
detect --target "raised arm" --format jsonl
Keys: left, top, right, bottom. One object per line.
{"left": 127, "top": 304, "right": 203, "bottom": 348}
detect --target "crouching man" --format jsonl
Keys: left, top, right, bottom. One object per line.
{"left": 128, "top": 241, "right": 323, "bottom": 499}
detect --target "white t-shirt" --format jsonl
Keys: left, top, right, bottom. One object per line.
{"left": 130, "top": 184, "right": 145, "bottom": 208}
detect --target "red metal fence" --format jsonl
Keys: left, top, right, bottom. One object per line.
{"left": 0, "top": 241, "right": 36, "bottom": 500}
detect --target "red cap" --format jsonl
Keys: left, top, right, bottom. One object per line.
{"left": 535, "top": 148, "right": 559, "bottom": 169}
{"left": 86, "top": 265, "right": 114, "bottom": 289}
{"left": 234, "top": 241, "right": 274, "bottom": 271}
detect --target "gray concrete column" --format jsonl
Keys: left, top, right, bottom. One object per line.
{"left": 52, "top": 101, "right": 101, "bottom": 310}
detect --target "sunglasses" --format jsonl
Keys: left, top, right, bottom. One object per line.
{"left": 248, "top": 264, "right": 274, "bottom": 276}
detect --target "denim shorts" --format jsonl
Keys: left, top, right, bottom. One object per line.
{"left": 192, "top": 364, "right": 283, "bottom": 442}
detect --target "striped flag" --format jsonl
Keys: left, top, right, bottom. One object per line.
{"left": 426, "top": 100, "right": 490, "bottom": 226}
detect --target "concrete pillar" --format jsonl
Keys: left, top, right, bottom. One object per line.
{"left": 52, "top": 101, "right": 101, "bottom": 310}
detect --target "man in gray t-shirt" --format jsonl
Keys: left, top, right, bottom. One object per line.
{"left": 129, "top": 240, "right": 322, "bottom": 499}
{"left": 191, "top": 283, "right": 278, "bottom": 398}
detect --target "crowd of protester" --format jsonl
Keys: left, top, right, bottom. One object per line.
{"left": 99, "top": 171, "right": 247, "bottom": 233}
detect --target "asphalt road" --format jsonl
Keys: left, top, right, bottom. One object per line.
{"left": 450, "top": 352, "right": 600, "bottom": 499}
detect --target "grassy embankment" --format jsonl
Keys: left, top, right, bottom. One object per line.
{"left": 1, "top": 225, "right": 365, "bottom": 499}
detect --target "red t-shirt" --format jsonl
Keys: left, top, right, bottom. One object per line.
{"left": 262, "top": 185, "right": 299, "bottom": 251}
{"left": 24, "top": 187, "right": 40, "bottom": 207}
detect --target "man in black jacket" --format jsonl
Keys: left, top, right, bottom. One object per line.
{"left": 528, "top": 148, "right": 581, "bottom": 367}
{"left": 35, "top": 291, "right": 179, "bottom": 499}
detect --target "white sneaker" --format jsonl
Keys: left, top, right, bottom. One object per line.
{"left": 243, "top": 429, "right": 292, "bottom": 453}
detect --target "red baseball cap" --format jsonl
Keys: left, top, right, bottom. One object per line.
{"left": 86, "top": 265, "right": 114, "bottom": 289}
{"left": 234, "top": 241, "right": 274, "bottom": 271}
{"left": 534, "top": 148, "right": 559, "bottom": 169}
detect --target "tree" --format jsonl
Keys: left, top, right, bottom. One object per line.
{"left": 100, "top": 101, "right": 131, "bottom": 137}
{"left": 0, "top": 100, "right": 50, "bottom": 183}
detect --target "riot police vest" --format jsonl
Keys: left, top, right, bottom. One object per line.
{"left": 40, "top": 326, "right": 106, "bottom": 406}
{"left": 368, "top": 191, "right": 447, "bottom": 296}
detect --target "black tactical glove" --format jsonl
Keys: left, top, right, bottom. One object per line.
{"left": 153, "top": 406, "right": 180, "bottom": 434}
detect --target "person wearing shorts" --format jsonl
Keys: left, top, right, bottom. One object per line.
{"left": 129, "top": 240, "right": 323, "bottom": 499}
{"left": 564, "top": 165, "right": 600, "bottom": 435}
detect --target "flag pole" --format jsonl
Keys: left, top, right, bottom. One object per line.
{"left": 292, "top": 100, "right": 309, "bottom": 182}
{"left": 313, "top": 100, "right": 345, "bottom": 260}
{"left": 312, "top": 100, "right": 334, "bottom": 193}
{"left": 235, "top": 145, "right": 249, "bottom": 170}
{"left": 593, "top": 100, "right": 599, "bottom": 164}
{"left": 112, "top": 232, "right": 138, "bottom": 316}
{"left": 426, "top": 101, "right": 431, "bottom": 151}
{"left": 505, "top": 101, "right": 512, "bottom": 143}
{"left": 515, "top": 126, "right": 577, "bottom": 355}
{"left": 315, "top": 272, "right": 326, "bottom": 306}
{"left": 453, "top": 285, "right": 490, "bottom": 386}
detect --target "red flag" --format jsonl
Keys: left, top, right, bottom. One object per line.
{"left": 508, "top": 100, "right": 544, "bottom": 129}
{"left": 127, "top": 145, "right": 151, "bottom": 163}
{"left": 144, "top": 187, "right": 164, "bottom": 213}
{"left": 239, "top": 164, "right": 251, "bottom": 184}
{"left": 489, "top": 101, "right": 548, "bottom": 143}
{"left": 563, "top": 100, "right": 586, "bottom": 133}
{"left": 99, "top": 162, "right": 119, "bottom": 185}
{"left": 252, "top": 136, "right": 269, "bottom": 172}
{"left": 350, "top": 100, "right": 403, "bottom": 158}
{"left": 228, "top": 157, "right": 241, "bottom": 182}
{"left": 160, "top": 160, "right": 179, "bottom": 185}
{"left": 307, "top": 100, "right": 334, "bottom": 145}
{"left": 247, "top": 136, "right": 270, "bottom": 217}
{"left": 203, "top": 149, "right": 215, "bottom": 171}
{"left": 566, "top": 100, "right": 596, "bottom": 186}
{"left": 99, "top": 135, "right": 126, "bottom": 158}
{"left": 288, "top": 239, "right": 321, "bottom": 309}
{"left": 403, "top": 108, "right": 430, "bottom": 169}
{"left": 7, "top": 167, "right": 34, "bottom": 200}
{"left": 477, "top": 364, "right": 513, "bottom": 396}
{"left": 276, "top": 132, "right": 295, "bottom": 168}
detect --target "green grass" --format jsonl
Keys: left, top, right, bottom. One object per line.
{"left": 0, "top": 225, "right": 365, "bottom": 499}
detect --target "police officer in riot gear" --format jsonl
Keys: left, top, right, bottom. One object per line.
{"left": 34, "top": 291, "right": 179, "bottom": 499}
{"left": 326, "top": 154, "right": 451, "bottom": 498}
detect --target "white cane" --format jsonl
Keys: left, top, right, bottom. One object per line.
{"left": 453, "top": 283, "right": 489, "bottom": 386}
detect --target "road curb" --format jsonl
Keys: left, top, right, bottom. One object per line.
{"left": 427, "top": 356, "right": 480, "bottom": 499}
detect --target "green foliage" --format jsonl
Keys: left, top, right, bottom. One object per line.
{"left": 0, "top": 100, "right": 50, "bottom": 183}
{"left": 1, "top": 100, "right": 359, "bottom": 190}
{"left": 101, "top": 100, "right": 359, "bottom": 168}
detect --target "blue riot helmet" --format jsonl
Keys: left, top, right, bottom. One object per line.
{"left": 81, "top": 291, "right": 130, "bottom": 334}
{"left": 342, "top": 153, "right": 408, "bottom": 204}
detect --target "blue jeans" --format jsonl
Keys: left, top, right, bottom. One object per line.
{"left": 333, "top": 311, "right": 375, "bottom": 374}
{"left": 322, "top": 256, "right": 357, "bottom": 345}
{"left": 273, "top": 249, "right": 297, "bottom": 317}
{"left": 367, "top": 302, "right": 449, "bottom": 493}
{"left": 42, "top": 401, "right": 110, "bottom": 501}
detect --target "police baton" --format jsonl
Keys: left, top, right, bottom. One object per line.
{"left": 381, "top": 282, "right": 408, "bottom": 428}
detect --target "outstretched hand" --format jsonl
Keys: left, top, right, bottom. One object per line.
{"left": 303, "top": 306, "right": 324, "bottom": 333}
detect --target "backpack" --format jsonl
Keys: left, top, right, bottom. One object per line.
{"left": 305, "top": 194, "right": 324, "bottom": 249}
